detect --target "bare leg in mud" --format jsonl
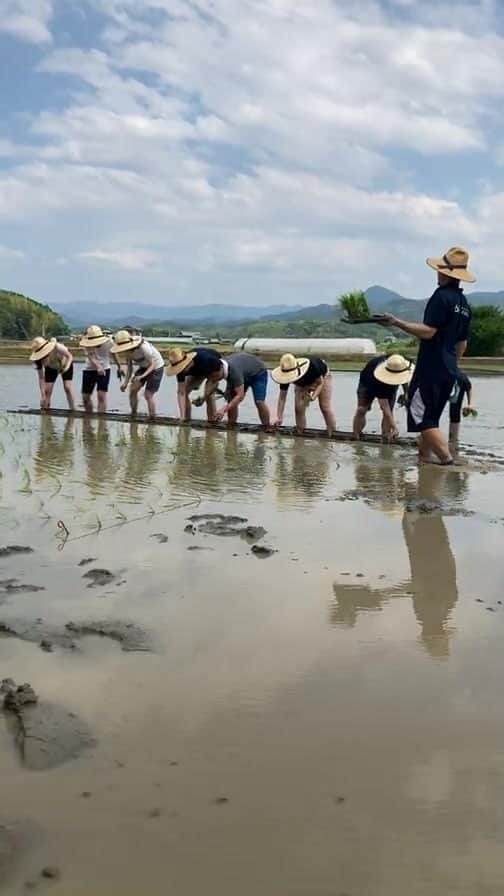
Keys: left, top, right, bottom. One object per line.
{"left": 129, "top": 382, "right": 141, "bottom": 417}
{"left": 294, "top": 388, "right": 307, "bottom": 434}
{"left": 418, "top": 429, "right": 453, "bottom": 464}
{"left": 353, "top": 403, "right": 368, "bottom": 439}
{"left": 318, "top": 375, "right": 336, "bottom": 435}
{"left": 145, "top": 389, "right": 157, "bottom": 419}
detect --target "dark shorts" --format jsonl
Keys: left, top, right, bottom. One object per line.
{"left": 82, "top": 368, "right": 111, "bottom": 395}
{"left": 227, "top": 369, "right": 268, "bottom": 404}
{"left": 44, "top": 363, "right": 74, "bottom": 384}
{"left": 407, "top": 378, "right": 454, "bottom": 432}
{"left": 135, "top": 367, "right": 164, "bottom": 394}
{"left": 357, "top": 384, "right": 395, "bottom": 411}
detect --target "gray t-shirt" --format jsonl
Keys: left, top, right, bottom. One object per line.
{"left": 226, "top": 353, "right": 266, "bottom": 391}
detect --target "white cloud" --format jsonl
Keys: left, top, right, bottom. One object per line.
{"left": 1, "top": 0, "right": 503, "bottom": 301}
{"left": 0, "top": 245, "right": 25, "bottom": 262}
{"left": 78, "top": 248, "right": 160, "bottom": 271}
{"left": 0, "top": 0, "right": 53, "bottom": 43}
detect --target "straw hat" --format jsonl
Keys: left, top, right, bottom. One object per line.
{"left": 165, "top": 346, "right": 197, "bottom": 376}
{"left": 426, "top": 246, "right": 476, "bottom": 283}
{"left": 79, "top": 325, "right": 110, "bottom": 349}
{"left": 30, "top": 336, "right": 56, "bottom": 362}
{"left": 110, "top": 329, "right": 142, "bottom": 354}
{"left": 374, "top": 354, "right": 415, "bottom": 386}
{"left": 272, "top": 353, "right": 310, "bottom": 385}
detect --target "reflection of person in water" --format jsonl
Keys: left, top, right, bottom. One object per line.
{"left": 117, "top": 423, "right": 165, "bottom": 499}
{"left": 274, "top": 438, "right": 332, "bottom": 505}
{"left": 34, "top": 416, "right": 76, "bottom": 484}
{"left": 332, "top": 463, "right": 460, "bottom": 659}
{"left": 81, "top": 418, "right": 117, "bottom": 496}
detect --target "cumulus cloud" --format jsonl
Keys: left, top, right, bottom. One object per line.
{"left": 0, "top": 0, "right": 502, "bottom": 302}
{"left": 0, "top": 0, "right": 53, "bottom": 43}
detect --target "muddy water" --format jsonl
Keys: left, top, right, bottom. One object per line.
{"left": 1, "top": 414, "right": 504, "bottom": 894}
{"left": 2, "top": 363, "right": 504, "bottom": 450}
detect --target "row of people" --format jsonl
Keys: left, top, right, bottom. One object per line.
{"left": 29, "top": 327, "right": 473, "bottom": 439}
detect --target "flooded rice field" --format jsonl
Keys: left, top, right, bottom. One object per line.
{"left": 1, "top": 368, "right": 504, "bottom": 893}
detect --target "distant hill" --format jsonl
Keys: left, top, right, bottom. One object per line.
{"left": 53, "top": 286, "right": 504, "bottom": 330}
{"left": 0, "top": 290, "right": 68, "bottom": 339}
{"left": 53, "top": 301, "right": 303, "bottom": 328}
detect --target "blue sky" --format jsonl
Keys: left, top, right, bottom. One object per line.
{"left": 1, "top": 0, "right": 503, "bottom": 307}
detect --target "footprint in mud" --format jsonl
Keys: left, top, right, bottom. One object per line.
{"left": 250, "top": 545, "right": 276, "bottom": 559}
{"left": 186, "top": 514, "right": 267, "bottom": 543}
{"left": 1, "top": 680, "right": 95, "bottom": 771}
{"left": 78, "top": 557, "right": 96, "bottom": 567}
{"left": 0, "top": 618, "right": 152, "bottom": 653}
{"left": 150, "top": 533, "right": 168, "bottom": 544}
{"left": 0, "top": 545, "right": 34, "bottom": 558}
{"left": 82, "top": 568, "right": 115, "bottom": 587}
{"left": 0, "top": 579, "right": 45, "bottom": 594}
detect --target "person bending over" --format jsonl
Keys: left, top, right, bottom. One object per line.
{"left": 111, "top": 330, "right": 164, "bottom": 418}
{"left": 79, "top": 325, "right": 113, "bottom": 413}
{"left": 30, "top": 336, "right": 75, "bottom": 411}
{"left": 272, "top": 354, "right": 336, "bottom": 435}
{"left": 166, "top": 347, "right": 222, "bottom": 421}
{"left": 353, "top": 354, "right": 414, "bottom": 441}
{"left": 207, "top": 352, "right": 271, "bottom": 427}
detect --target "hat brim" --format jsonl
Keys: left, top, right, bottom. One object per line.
{"left": 79, "top": 335, "right": 110, "bottom": 348}
{"left": 165, "top": 352, "right": 197, "bottom": 376}
{"left": 426, "top": 257, "right": 476, "bottom": 283}
{"left": 374, "top": 360, "right": 415, "bottom": 386}
{"left": 30, "top": 338, "right": 57, "bottom": 362}
{"left": 110, "top": 336, "right": 142, "bottom": 354}
{"left": 272, "top": 358, "right": 310, "bottom": 384}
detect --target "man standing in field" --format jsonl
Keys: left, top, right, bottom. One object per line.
{"left": 380, "top": 247, "right": 474, "bottom": 464}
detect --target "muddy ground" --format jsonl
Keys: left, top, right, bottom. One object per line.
{"left": 1, "top": 413, "right": 504, "bottom": 894}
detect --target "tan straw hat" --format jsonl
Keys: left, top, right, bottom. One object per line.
{"left": 110, "top": 329, "right": 142, "bottom": 354}
{"left": 79, "top": 325, "right": 110, "bottom": 349}
{"left": 426, "top": 246, "right": 476, "bottom": 283}
{"left": 30, "top": 336, "right": 57, "bottom": 362}
{"left": 374, "top": 354, "right": 415, "bottom": 386}
{"left": 272, "top": 353, "right": 310, "bottom": 384}
{"left": 165, "top": 346, "right": 197, "bottom": 376}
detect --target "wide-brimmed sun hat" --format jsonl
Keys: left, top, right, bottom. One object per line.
{"left": 426, "top": 246, "right": 476, "bottom": 283}
{"left": 110, "top": 329, "right": 142, "bottom": 354}
{"left": 79, "top": 325, "right": 110, "bottom": 349}
{"left": 374, "top": 354, "right": 415, "bottom": 386}
{"left": 30, "top": 336, "right": 57, "bottom": 362}
{"left": 165, "top": 347, "right": 197, "bottom": 376}
{"left": 272, "top": 353, "right": 310, "bottom": 385}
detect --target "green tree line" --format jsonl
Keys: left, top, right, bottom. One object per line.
{"left": 0, "top": 290, "right": 68, "bottom": 339}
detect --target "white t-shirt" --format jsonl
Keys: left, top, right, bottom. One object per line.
{"left": 85, "top": 340, "right": 112, "bottom": 371}
{"left": 131, "top": 340, "right": 164, "bottom": 371}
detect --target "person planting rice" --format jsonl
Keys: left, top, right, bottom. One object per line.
{"left": 30, "top": 336, "right": 75, "bottom": 411}
{"left": 79, "top": 325, "right": 113, "bottom": 413}
{"left": 111, "top": 329, "right": 164, "bottom": 419}
{"left": 272, "top": 354, "right": 336, "bottom": 436}
{"left": 353, "top": 354, "right": 414, "bottom": 441}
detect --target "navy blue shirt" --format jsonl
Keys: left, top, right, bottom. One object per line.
{"left": 415, "top": 284, "right": 471, "bottom": 383}
{"left": 280, "top": 358, "right": 328, "bottom": 392}
{"left": 358, "top": 355, "right": 398, "bottom": 400}
{"left": 177, "top": 348, "right": 221, "bottom": 382}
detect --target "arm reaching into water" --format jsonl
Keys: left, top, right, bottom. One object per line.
{"left": 274, "top": 388, "right": 288, "bottom": 426}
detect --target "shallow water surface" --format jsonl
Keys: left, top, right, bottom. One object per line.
{"left": 1, "top": 415, "right": 504, "bottom": 894}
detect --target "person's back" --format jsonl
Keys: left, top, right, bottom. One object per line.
{"left": 227, "top": 352, "right": 265, "bottom": 387}
{"left": 416, "top": 283, "right": 471, "bottom": 383}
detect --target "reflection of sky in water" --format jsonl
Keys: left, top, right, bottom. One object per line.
{"left": 3, "top": 364, "right": 504, "bottom": 450}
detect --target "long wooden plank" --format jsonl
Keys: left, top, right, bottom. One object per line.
{"left": 9, "top": 406, "right": 418, "bottom": 447}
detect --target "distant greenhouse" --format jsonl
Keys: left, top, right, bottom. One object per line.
{"left": 233, "top": 337, "right": 376, "bottom": 355}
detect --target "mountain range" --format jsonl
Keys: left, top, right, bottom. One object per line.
{"left": 53, "top": 286, "right": 504, "bottom": 328}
